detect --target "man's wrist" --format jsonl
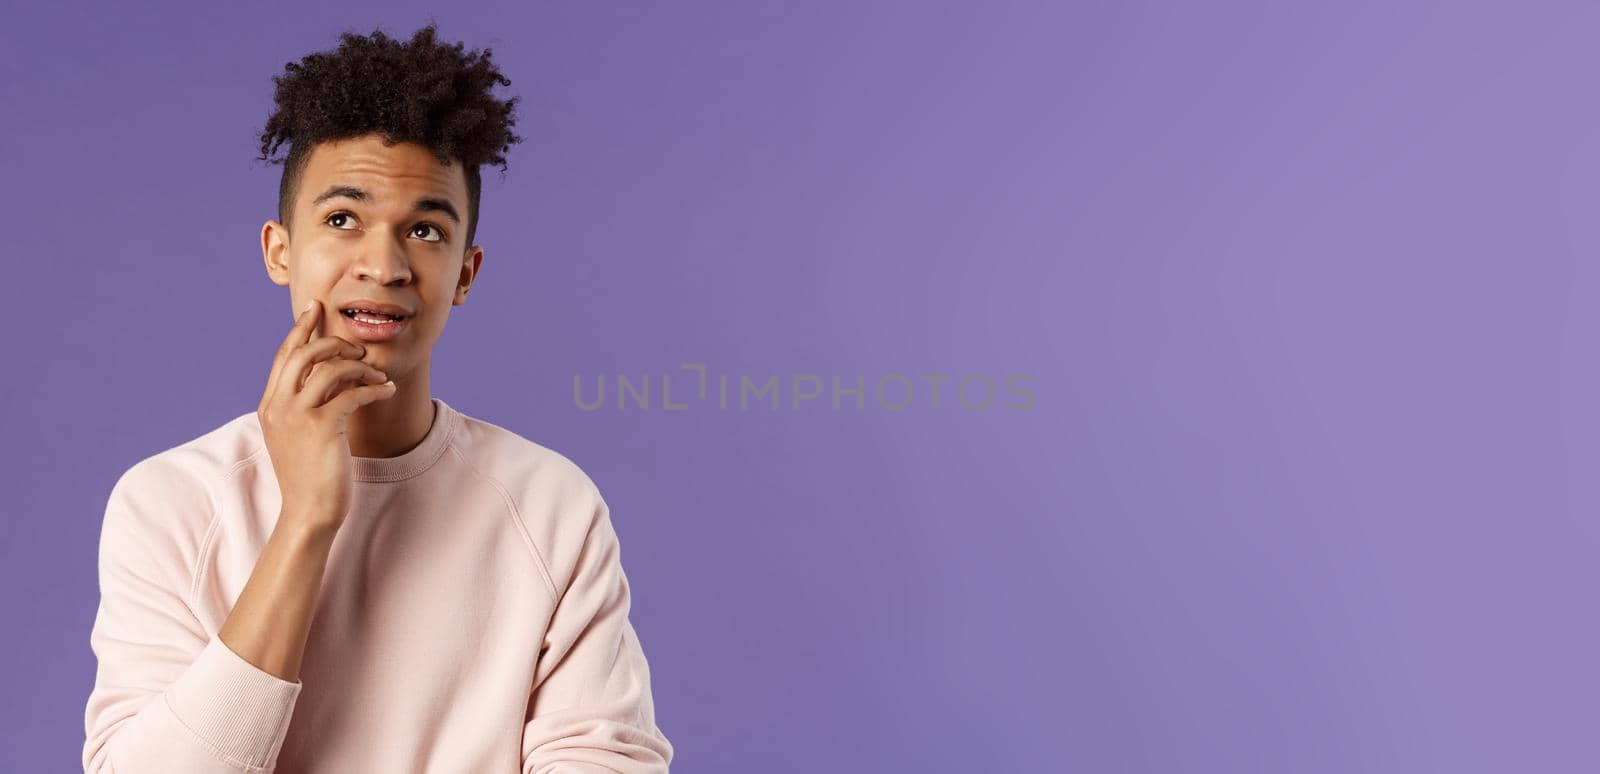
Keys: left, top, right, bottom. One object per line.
{"left": 274, "top": 509, "right": 342, "bottom": 547}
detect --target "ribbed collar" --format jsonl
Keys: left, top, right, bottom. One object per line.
{"left": 350, "top": 397, "right": 460, "bottom": 482}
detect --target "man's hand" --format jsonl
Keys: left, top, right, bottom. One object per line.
{"left": 257, "top": 300, "right": 396, "bottom": 531}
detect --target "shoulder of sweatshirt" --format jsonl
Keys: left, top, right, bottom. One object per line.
{"left": 99, "top": 411, "right": 264, "bottom": 591}
{"left": 445, "top": 408, "right": 620, "bottom": 598}
{"left": 113, "top": 409, "right": 267, "bottom": 497}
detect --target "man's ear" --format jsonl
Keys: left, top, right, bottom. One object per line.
{"left": 454, "top": 246, "right": 485, "bottom": 305}
{"left": 262, "top": 219, "right": 291, "bottom": 287}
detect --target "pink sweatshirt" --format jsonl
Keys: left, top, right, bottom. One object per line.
{"left": 82, "top": 397, "right": 673, "bottom": 773}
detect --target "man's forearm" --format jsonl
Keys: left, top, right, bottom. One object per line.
{"left": 218, "top": 511, "right": 340, "bottom": 682}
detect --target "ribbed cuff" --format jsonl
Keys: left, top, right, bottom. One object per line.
{"left": 162, "top": 636, "right": 303, "bottom": 769}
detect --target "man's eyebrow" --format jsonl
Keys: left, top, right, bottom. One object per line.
{"left": 411, "top": 196, "right": 461, "bottom": 225}
{"left": 311, "top": 185, "right": 461, "bottom": 225}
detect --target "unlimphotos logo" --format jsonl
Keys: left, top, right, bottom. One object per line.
{"left": 574, "top": 363, "right": 1034, "bottom": 412}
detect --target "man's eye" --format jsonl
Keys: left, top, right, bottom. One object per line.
{"left": 326, "top": 212, "right": 358, "bottom": 230}
{"left": 413, "top": 223, "right": 445, "bottom": 243}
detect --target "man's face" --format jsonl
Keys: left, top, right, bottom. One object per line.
{"left": 261, "top": 132, "right": 483, "bottom": 382}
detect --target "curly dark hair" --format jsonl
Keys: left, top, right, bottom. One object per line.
{"left": 256, "top": 22, "right": 523, "bottom": 251}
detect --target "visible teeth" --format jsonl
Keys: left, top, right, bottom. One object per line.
{"left": 344, "top": 309, "right": 403, "bottom": 323}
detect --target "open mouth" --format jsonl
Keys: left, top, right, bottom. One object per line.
{"left": 341, "top": 308, "right": 408, "bottom": 324}
{"left": 338, "top": 306, "right": 412, "bottom": 342}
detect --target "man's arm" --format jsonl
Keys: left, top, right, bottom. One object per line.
{"left": 85, "top": 302, "right": 397, "bottom": 772}
{"left": 82, "top": 460, "right": 333, "bottom": 773}
{"left": 521, "top": 494, "right": 674, "bottom": 774}
{"left": 217, "top": 513, "right": 338, "bottom": 683}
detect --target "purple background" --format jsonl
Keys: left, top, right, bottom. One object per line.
{"left": 4, "top": 1, "right": 1598, "bottom": 771}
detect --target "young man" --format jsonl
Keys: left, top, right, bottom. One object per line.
{"left": 82, "top": 25, "right": 673, "bottom": 773}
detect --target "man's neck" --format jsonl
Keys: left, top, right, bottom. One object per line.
{"left": 344, "top": 370, "right": 435, "bottom": 459}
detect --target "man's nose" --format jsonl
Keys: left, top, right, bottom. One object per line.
{"left": 352, "top": 235, "right": 413, "bottom": 284}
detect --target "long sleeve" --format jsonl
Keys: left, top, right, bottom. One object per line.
{"left": 520, "top": 493, "right": 674, "bottom": 773}
{"left": 83, "top": 459, "right": 303, "bottom": 773}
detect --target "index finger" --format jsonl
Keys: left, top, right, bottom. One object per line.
{"left": 263, "top": 301, "right": 322, "bottom": 404}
